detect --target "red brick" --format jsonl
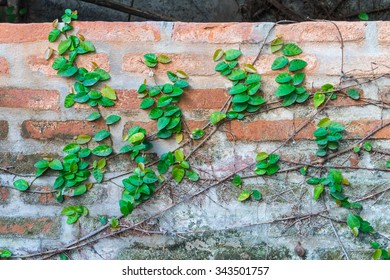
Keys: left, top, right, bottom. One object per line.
{"left": 347, "top": 120, "right": 390, "bottom": 139}
{"left": 27, "top": 53, "right": 110, "bottom": 76}
{"left": 21, "top": 120, "right": 106, "bottom": 140}
{"left": 275, "top": 22, "right": 366, "bottom": 42}
{"left": 0, "top": 120, "right": 8, "bottom": 139}
{"left": 112, "top": 89, "right": 140, "bottom": 110}
{"left": 0, "top": 217, "right": 59, "bottom": 238}
{"left": 377, "top": 22, "right": 390, "bottom": 43}
{"left": 179, "top": 89, "right": 229, "bottom": 110}
{"left": 0, "top": 57, "right": 9, "bottom": 75}
{"left": 172, "top": 22, "right": 262, "bottom": 43}
{"left": 226, "top": 120, "right": 316, "bottom": 141}
{"left": 0, "top": 88, "right": 59, "bottom": 110}
{"left": 0, "top": 23, "right": 52, "bottom": 43}
{"left": 74, "top": 22, "right": 161, "bottom": 42}
{"left": 0, "top": 188, "right": 9, "bottom": 204}
{"left": 122, "top": 53, "right": 215, "bottom": 76}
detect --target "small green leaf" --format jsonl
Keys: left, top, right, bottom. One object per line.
{"left": 66, "top": 215, "right": 79, "bottom": 225}
{"left": 372, "top": 249, "right": 382, "bottom": 260}
{"left": 347, "top": 214, "right": 361, "bottom": 230}
{"left": 213, "top": 49, "right": 224, "bottom": 61}
{"left": 318, "top": 117, "right": 331, "bottom": 128}
{"left": 271, "top": 56, "right": 289, "bottom": 70}
{"left": 237, "top": 190, "right": 251, "bottom": 201}
{"left": 292, "top": 73, "right": 305, "bottom": 85}
{"left": 129, "top": 132, "right": 145, "bottom": 144}
{"left": 186, "top": 170, "right": 200, "bottom": 182}
{"left": 275, "top": 72, "right": 292, "bottom": 83}
{"left": 63, "top": 143, "right": 80, "bottom": 154}
{"left": 157, "top": 117, "right": 170, "bottom": 130}
{"left": 48, "top": 28, "right": 61, "bottom": 42}
{"left": 0, "top": 249, "right": 12, "bottom": 258}
{"left": 313, "top": 92, "right": 326, "bottom": 108}
{"left": 282, "top": 43, "right": 302, "bottom": 56}
{"left": 92, "top": 145, "right": 113, "bottom": 157}
{"left": 157, "top": 54, "right": 171, "bottom": 64}
{"left": 347, "top": 89, "right": 360, "bottom": 100}
{"left": 232, "top": 174, "right": 242, "bottom": 186}
{"left": 13, "top": 179, "right": 29, "bottom": 191}
{"left": 172, "top": 166, "right": 185, "bottom": 183}
{"left": 52, "top": 56, "right": 67, "bottom": 70}
{"left": 93, "top": 130, "right": 111, "bottom": 142}
{"left": 174, "top": 150, "right": 185, "bottom": 162}
{"left": 140, "top": 97, "right": 155, "bottom": 109}
{"left": 313, "top": 184, "right": 324, "bottom": 200}
{"left": 57, "top": 64, "right": 78, "bottom": 77}
{"left": 191, "top": 129, "right": 205, "bottom": 140}
{"left": 76, "top": 134, "right": 92, "bottom": 144}
{"left": 144, "top": 53, "right": 157, "bottom": 63}
{"left": 358, "top": 12, "right": 369, "bottom": 21}
{"left": 86, "top": 111, "right": 101, "bottom": 121}
{"left": 210, "top": 112, "right": 226, "bottom": 125}
{"left": 106, "top": 115, "right": 121, "bottom": 125}
{"left": 256, "top": 152, "right": 268, "bottom": 162}
{"left": 58, "top": 38, "right": 72, "bottom": 54}
{"left": 229, "top": 83, "right": 248, "bottom": 95}
{"left": 224, "top": 49, "right": 242, "bottom": 61}
{"left": 227, "top": 69, "right": 246, "bottom": 81}
{"left": 101, "top": 85, "right": 116, "bottom": 100}
{"left": 270, "top": 36, "right": 283, "bottom": 53}
{"left": 275, "top": 84, "right": 295, "bottom": 97}
{"left": 288, "top": 59, "right": 307, "bottom": 72}
{"left": 251, "top": 190, "right": 262, "bottom": 201}
{"left": 49, "top": 159, "right": 63, "bottom": 170}
{"left": 93, "top": 168, "right": 103, "bottom": 183}
{"left": 98, "top": 215, "right": 108, "bottom": 225}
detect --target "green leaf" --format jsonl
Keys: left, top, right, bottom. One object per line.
{"left": 76, "top": 134, "right": 92, "bottom": 145}
{"left": 282, "top": 43, "right": 302, "bottom": 56}
{"left": 140, "top": 97, "right": 155, "bottom": 109}
{"left": 232, "top": 94, "right": 250, "bottom": 103}
{"left": 275, "top": 84, "right": 295, "bottom": 97}
{"left": 232, "top": 174, "right": 242, "bottom": 186}
{"left": 94, "top": 68, "right": 110, "bottom": 80}
{"left": 224, "top": 49, "right": 242, "bottom": 61}
{"left": 288, "top": 59, "right": 307, "bottom": 71}
{"left": 372, "top": 249, "right": 382, "bottom": 260}
{"left": 191, "top": 129, "right": 205, "bottom": 140}
{"left": 172, "top": 166, "right": 185, "bottom": 183}
{"left": 63, "top": 143, "right": 80, "bottom": 154}
{"left": 186, "top": 170, "right": 199, "bottom": 182}
{"left": 101, "top": 85, "right": 117, "bottom": 100}
{"left": 79, "top": 40, "right": 95, "bottom": 52}
{"left": 213, "top": 49, "right": 224, "bottom": 61}
{"left": 363, "top": 141, "right": 372, "bottom": 152}
{"left": 58, "top": 38, "right": 72, "bottom": 54}
{"left": 358, "top": 12, "right": 369, "bottom": 21}
{"left": 292, "top": 73, "right": 305, "bottom": 85}
{"left": 57, "top": 64, "right": 78, "bottom": 77}
{"left": 49, "top": 159, "right": 63, "bottom": 170}
{"left": 256, "top": 152, "right": 268, "bottom": 162}
{"left": 227, "top": 69, "right": 246, "bottom": 81}
{"left": 83, "top": 72, "right": 100, "bottom": 87}
{"left": 313, "top": 92, "right": 326, "bottom": 108}
{"left": 157, "top": 54, "right": 171, "bottom": 64}
{"left": 93, "top": 168, "right": 103, "bottom": 183}
{"left": 347, "top": 214, "right": 361, "bottom": 230}
{"left": 229, "top": 83, "right": 248, "bottom": 95}
{"left": 157, "top": 117, "right": 170, "bottom": 130}
{"left": 282, "top": 92, "right": 297, "bottom": 107}
{"left": 210, "top": 112, "right": 226, "bottom": 125}
{"left": 93, "top": 130, "right": 110, "bottom": 142}
{"left": 86, "top": 111, "right": 101, "bottom": 121}
{"left": 52, "top": 56, "right": 67, "bottom": 70}
{"left": 268, "top": 154, "right": 279, "bottom": 164}
{"left": 237, "top": 190, "right": 251, "bottom": 201}
{"left": 328, "top": 122, "right": 345, "bottom": 133}
{"left": 275, "top": 72, "right": 292, "bottom": 83}
{"left": 98, "top": 215, "right": 107, "bottom": 225}
{"left": 157, "top": 96, "right": 173, "bottom": 107}
{"left": 270, "top": 36, "right": 283, "bottom": 53}
{"left": 13, "top": 179, "right": 29, "bottom": 191}
{"left": 245, "top": 74, "right": 261, "bottom": 84}
{"left": 252, "top": 190, "right": 262, "bottom": 201}
{"left": 313, "top": 184, "right": 324, "bottom": 200}
{"left": 106, "top": 115, "right": 121, "bottom": 125}
{"left": 318, "top": 117, "right": 331, "bottom": 128}
{"left": 215, "top": 61, "right": 228, "bottom": 72}
{"left": 248, "top": 95, "right": 266, "bottom": 106}
{"left": 67, "top": 215, "right": 79, "bottom": 225}
{"left": 386, "top": 160, "right": 390, "bottom": 169}
{"left": 174, "top": 150, "right": 185, "bottom": 162}
{"left": 144, "top": 53, "right": 157, "bottom": 63}
{"left": 0, "top": 249, "right": 12, "bottom": 258}
{"left": 92, "top": 145, "right": 113, "bottom": 157}
{"left": 119, "top": 199, "right": 134, "bottom": 217}
{"left": 48, "top": 28, "right": 61, "bottom": 42}
{"left": 129, "top": 132, "right": 145, "bottom": 144}
{"left": 347, "top": 89, "right": 360, "bottom": 100}
{"left": 271, "top": 56, "right": 288, "bottom": 70}
{"left": 34, "top": 160, "right": 49, "bottom": 169}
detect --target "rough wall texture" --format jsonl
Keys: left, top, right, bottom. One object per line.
{"left": 0, "top": 21, "right": 390, "bottom": 260}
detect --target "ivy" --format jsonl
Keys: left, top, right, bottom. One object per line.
{"left": 0, "top": 249, "right": 12, "bottom": 259}
{"left": 314, "top": 118, "right": 345, "bottom": 157}
{"left": 61, "top": 205, "right": 89, "bottom": 224}
{"left": 371, "top": 242, "right": 390, "bottom": 260}
{"left": 254, "top": 152, "right": 280, "bottom": 176}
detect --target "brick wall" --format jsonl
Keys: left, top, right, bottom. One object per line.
{"left": 0, "top": 21, "right": 390, "bottom": 260}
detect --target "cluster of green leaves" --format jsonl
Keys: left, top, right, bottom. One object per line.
{"left": 138, "top": 66, "right": 189, "bottom": 139}
{"left": 157, "top": 150, "right": 199, "bottom": 183}
{"left": 314, "top": 118, "right": 345, "bottom": 157}
{"left": 306, "top": 169, "right": 361, "bottom": 209}
{"left": 0, "top": 5, "right": 27, "bottom": 22}
{"left": 143, "top": 53, "right": 171, "bottom": 67}
{"left": 120, "top": 126, "right": 153, "bottom": 162}
{"left": 270, "top": 37, "right": 309, "bottom": 106}
{"left": 61, "top": 205, "right": 89, "bottom": 224}
{"left": 353, "top": 141, "right": 372, "bottom": 153}
{"left": 0, "top": 248, "right": 11, "bottom": 259}
{"left": 120, "top": 164, "right": 159, "bottom": 216}
{"left": 254, "top": 152, "right": 280, "bottom": 176}
{"left": 214, "top": 49, "right": 265, "bottom": 118}
{"left": 232, "top": 175, "right": 262, "bottom": 202}
{"left": 371, "top": 242, "right": 390, "bottom": 260}
{"left": 347, "top": 213, "right": 374, "bottom": 236}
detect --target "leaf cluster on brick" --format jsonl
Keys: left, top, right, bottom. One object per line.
{"left": 314, "top": 117, "right": 345, "bottom": 157}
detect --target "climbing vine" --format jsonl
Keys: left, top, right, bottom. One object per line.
{"left": 1, "top": 9, "right": 390, "bottom": 260}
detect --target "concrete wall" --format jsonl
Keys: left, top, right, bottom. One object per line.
{"left": 0, "top": 20, "right": 390, "bottom": 259}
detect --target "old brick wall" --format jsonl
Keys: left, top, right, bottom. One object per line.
{"left": 0, "top": 21, "right": 389, "bottom": 260}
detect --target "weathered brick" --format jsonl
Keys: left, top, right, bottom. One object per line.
{"left": 226, "top": 120, "right": 316, "bottom": 141}
{"left": 328, "top": 56, "right": 390, "bottom": 76}
{"left": 122, "top": 53, "right": 215, "bottom": 76}
{"left": 377, "top": 22, "right": 390, "bottom": 43}
{"left": 0, "top": 89, "right": 59, "bottom": 110}
{"left": 21, "top": 120, "right": 106, "bottom": 140}
{"left": 347, "top": 120, "right": 390, "bottom": 139}
{"left": 275, "top": 22, "right": 366, "bottom": 42}
{"left": 0, "top": 120, "right": 8, "bottom": 139}
{"left": 179, "top": 89, "right": 229, "bottom": 110}
{"left": 112, "top": 89, "right": 140, "bottom": 110}
{"left": 0, "top": 188, "right": 9, "bottom": 204}
{"left": 381, "top": 87, "right": 390, "bottom": 104}
{"left": 0, "top": 217, "right": 60, "bottom": 238}
{"left": 27, "top": 53, "right": 110, "bottom": 76}
{"left": 123, "top": 120, "right": 209, "bottom": 136}
{"left": 0, "top": 57, "right": 9, "bottom": 75}
{"left": 74, "top": 22, "right": 161, "bottom": 42}
{"left": 172, "top": 22, "right": 263, "bottom": 43}
{"left": 0, "top": 23, "right": 51, "bottom": 43}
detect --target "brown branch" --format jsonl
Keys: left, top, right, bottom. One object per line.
{"left": 79, "top": 0, "right": 176, "bottom": 21}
